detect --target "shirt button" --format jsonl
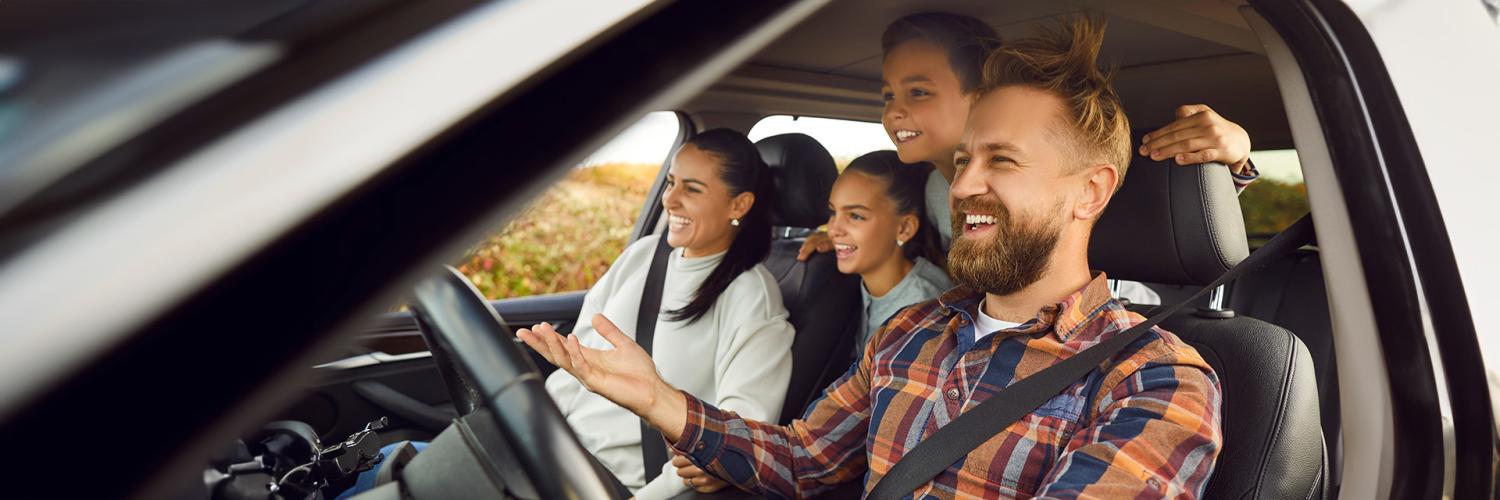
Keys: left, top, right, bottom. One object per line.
{"left": 696, "top": 442, "right": 705, "bottom": 451}
{"left": 945, "top": 388, "right": 961, "bottom": 400}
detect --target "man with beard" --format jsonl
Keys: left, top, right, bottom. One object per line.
{"left": 517, "top": 17, "right": 1221, "bottom": 499}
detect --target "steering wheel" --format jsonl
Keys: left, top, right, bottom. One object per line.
{"left": 408, "top": 266, "right": 621, "bottom": 500}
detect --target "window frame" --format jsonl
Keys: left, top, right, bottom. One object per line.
{"left": 1251, "top": 0, "right": 1490, "bottom": 497}
{"left": 631, "top": 111, "right": 696, "bottom": 242}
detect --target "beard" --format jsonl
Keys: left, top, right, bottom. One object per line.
{"left": 948, "top": 196, "right": 1063, "bottom": 296}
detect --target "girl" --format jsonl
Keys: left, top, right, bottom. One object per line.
{"left": 527, "top": 128, "right": 795, "bottom": 499}
{"left": 827, "top": 151, "right": 953, "bottom": 354}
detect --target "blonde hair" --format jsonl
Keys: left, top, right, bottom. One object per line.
{"left": 978, "top": 16, "right": 1131, "bottom": 186}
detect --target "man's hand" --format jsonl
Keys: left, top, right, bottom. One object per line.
{"left": 797, "top": 231, "right": 834, "bottom": 261}
{"left": 516, "top": 315, "right": 689, "bottom": 440}
{"left": 1139, "top": 104, "right": 1252, "bottom": 175}
{"left": 672, "top": 455, "right": 729, "bottom": 493}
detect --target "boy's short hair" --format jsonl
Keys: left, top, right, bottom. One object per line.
{"left": 978, "top": 16, "right": 1132, "bottom": 186}
{"left": 881, "top": 12, "right": 1002, "bottom": 94}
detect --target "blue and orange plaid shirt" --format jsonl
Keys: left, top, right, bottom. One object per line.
{"left": 671, "top": 274, "right": 1223, "bottom": 499}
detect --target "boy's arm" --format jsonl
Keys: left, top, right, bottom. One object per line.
{"left": 1139, "top": 104, "right": 1257, "bottom": 187}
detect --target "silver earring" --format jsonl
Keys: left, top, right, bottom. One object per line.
{"left": 731, "top": 218, "right": 740, "bottom": 227}
{"left": 896, "top": 239, "right": 905, "bottom": 247}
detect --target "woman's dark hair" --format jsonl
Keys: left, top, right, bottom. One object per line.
{"left": 843, "top": 151, "right": 946, "bottom": 269}
{"left": 666, "top": 128, "right": 774, "bottom": 324}
{"left": 881, "top": 12, "right": 1002, "bottom": 94}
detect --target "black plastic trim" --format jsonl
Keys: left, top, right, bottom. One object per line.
{"left": 1250, "top": 0, "right": 1491, "bottom": 497}
{"left": 351, "top": 380, "right": 456, "bottom": 433}
{"left": 365, "top": 292, "right": 587, "bottom": 334}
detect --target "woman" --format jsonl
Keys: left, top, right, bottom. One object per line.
{"left": 827, "top": 151, "right": 952, "bottom": 354}
{"left": 525, "top": 128, "right": 794, "bottom": 499}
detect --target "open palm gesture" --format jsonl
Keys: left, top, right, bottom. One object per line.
{"left": 517, "top": 314, "right": 673, "bottom": 419}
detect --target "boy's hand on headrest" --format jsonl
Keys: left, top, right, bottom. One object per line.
{"left": 797, "top": 231, "right": 835, "bottom": 261}
{"left": 1139, "top": 104, "right": 1252, "bottom": 175}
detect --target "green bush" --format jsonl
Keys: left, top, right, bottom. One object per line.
{"left": 1237, "top": 180, "right": 1310, "bottom": 242}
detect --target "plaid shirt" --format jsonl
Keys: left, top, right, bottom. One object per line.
{"left": 671, "top": 274, "right": 1222, "bottom": 499}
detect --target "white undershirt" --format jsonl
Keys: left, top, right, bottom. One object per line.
{"left": 974, "top": 306, "right": 1025, "bottom": 345}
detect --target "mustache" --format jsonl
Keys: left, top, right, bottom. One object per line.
{"left": 954, "top": 197, "right": 1006, "bottom": 215}
{"left": 951, "top": 196, "right": 1010, "bottom": 233}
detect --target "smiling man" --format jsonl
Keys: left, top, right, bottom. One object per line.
{"left": 518, "top": 17, "right": 1222, "bottom": 499}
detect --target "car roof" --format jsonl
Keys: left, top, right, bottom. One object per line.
{"left": 686, "top": 0, "right": 1293, "bottom": 148}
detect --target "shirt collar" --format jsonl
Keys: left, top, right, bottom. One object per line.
{"left": 938, "top": 272, "right": 1116, "bottom": 343}
{"left": 866, "top": 257, "right": 930, "bottom": 304}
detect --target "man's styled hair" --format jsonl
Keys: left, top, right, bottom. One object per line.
{"left": 881, "top": 12, "right": 1002, "bottom": 94}
{"left": 978, "top": 16, "right": 1132, "bottom": 185}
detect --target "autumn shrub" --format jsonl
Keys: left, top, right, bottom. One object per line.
{"left": 1237, "top": 179, "right": 1310, "bottom": 244}
{"left": 457, "top": 163, "right": 658, "bottom": 299}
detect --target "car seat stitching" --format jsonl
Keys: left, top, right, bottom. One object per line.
{"left": 1198, "top": 167, "right": 1229, "bottom": 276}
{"left": 1251, "top": 329, "right": 1299, "bottom": 498}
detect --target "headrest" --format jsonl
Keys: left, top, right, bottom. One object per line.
{"left": 755, "top": 133, "right": 837, "bottom": 229}
{"left": 1088, "top": 158, "right": 1249, "bottom": 286}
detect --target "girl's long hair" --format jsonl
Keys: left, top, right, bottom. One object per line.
{"left": 666, "top": 128, "right": 774, "bottom": 324}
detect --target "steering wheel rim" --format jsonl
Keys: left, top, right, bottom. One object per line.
{"left": 409, "top": 266, "right": 620, "bottom": 500}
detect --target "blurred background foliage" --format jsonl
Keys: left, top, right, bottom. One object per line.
{"left": 1237, "top": 179, "right": 1310, "bottom": 245}
{"left": 457, "top": 162, "right": 658, "bottom": 299}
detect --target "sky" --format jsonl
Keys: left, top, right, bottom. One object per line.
{"left": 582, "top": 111, "right": 1306, "bottom": 185}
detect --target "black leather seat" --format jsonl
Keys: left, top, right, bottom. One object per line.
{"left": 754, "top": 133, "right": 862, "bottom": 425}
{"left": 1089, "top": 158, "right": 1326, "bottom": 499}
{"left": 1227, "top": 248, "right": 1341, "bottom": 497}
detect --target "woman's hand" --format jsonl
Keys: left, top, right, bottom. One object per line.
{"left": 673, "top": 455, "right": 729, "bottom": 493}
{"left": 796, "top": 231, "right": 834, "bottom": 261}
{"left": 1139, "top": 104, "right": 1253, "bottom": 175}
{"left": 516, "top": 315, "right": 689, "bottom": 440}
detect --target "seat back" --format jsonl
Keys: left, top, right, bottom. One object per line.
{"left": 755, "top": 133, "right": 861, "bottom": 424}
{"left": 1091, "top": 157, "right": 1326, "bottom": 498}
{"left": 1228, "top": 249, "right": 1341, "bottom": 496}
{"left": 1162, "top": 311, "right": 1326, "bottom": 499}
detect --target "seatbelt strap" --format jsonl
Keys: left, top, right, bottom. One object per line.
{"left": 868, "top": 215, "right": 1315, "bottom": 499}
{"left": 637, "top": 234, "right": 674, "bottom": 482}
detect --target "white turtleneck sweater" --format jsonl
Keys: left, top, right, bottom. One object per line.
{"left": 544, "top": 234, "right": 795, "bottom": 499}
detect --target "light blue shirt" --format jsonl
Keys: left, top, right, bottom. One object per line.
{"left": 857, "top": 257, "right": 953, "bottom": 354}
{"left": 924, "top": 169, "right": 952, "bottom": 248}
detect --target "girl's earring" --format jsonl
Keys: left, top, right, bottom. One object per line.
{"left": 896, "top": 239, "right": 905, "bottom": 247}
{"left": 731, "top": 218, "right": 740, "bottom": 227}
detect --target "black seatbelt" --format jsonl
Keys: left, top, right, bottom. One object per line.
{"left": 868, "top": 215, "right": 1315, "bottom": 499}
{"left": 637, "top": 234, "right": 675, "bottom": 482}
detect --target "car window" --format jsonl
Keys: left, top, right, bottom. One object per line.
{"left": 749, "top": 115, "right": 891, "bottom": 168}
{"left": 458, "top": 111, "right": 680, "bottom": 299}
{"left": 1240, "top": 149, "right": 1310, "bottom": 245}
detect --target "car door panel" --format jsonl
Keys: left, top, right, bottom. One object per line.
{"left": 278, "top": 292, "right": 586, "bottom": 444}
